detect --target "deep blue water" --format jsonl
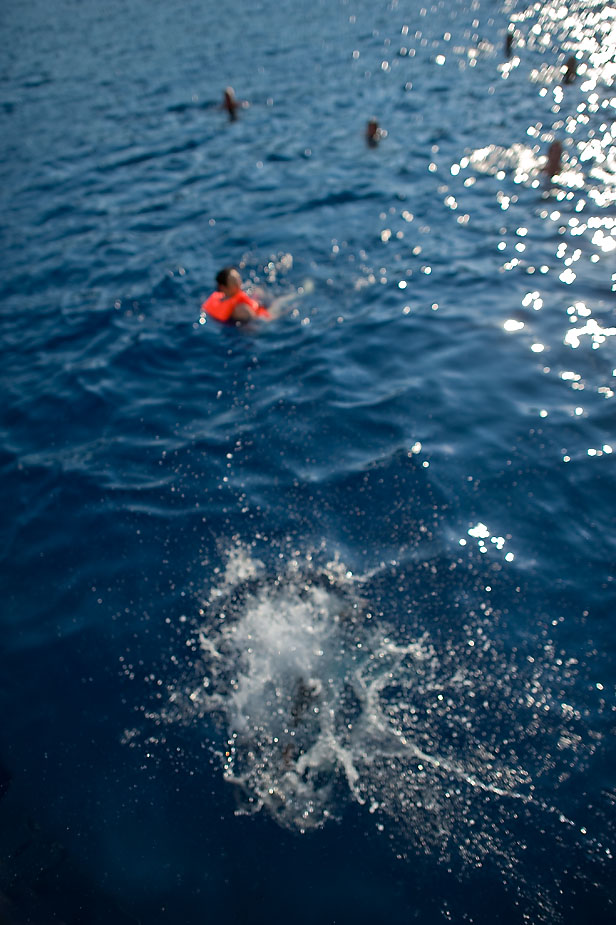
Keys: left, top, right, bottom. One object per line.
{"left": 1, "top": 0, "right": 615, "bottom": 922}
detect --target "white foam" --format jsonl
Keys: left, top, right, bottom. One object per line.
{"left": 175, "top": 546, "right": 543, "bottom": 844}
{"left": 138, "top": 539, "right": 603, "bottom": 912}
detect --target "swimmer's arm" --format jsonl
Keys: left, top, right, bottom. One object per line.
{"left": 230, "top": 291, "right": 271, "bottom": 321}
{"left": 214, "top": 291, "right": 270, "bottom": 323}
{"left": 231, "top": 302, "right": 254, "bottom": 323}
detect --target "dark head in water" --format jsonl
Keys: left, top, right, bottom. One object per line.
{"left": 216, "top": 266, "right": 242, "bottom": 297}
{"left": 505, "top": 28, "right": 514, "bottom": 58}
{"left": 366, "top": 118, "right": 385, "bottom": 147}
{"left": 223, "top": 86, "right": 239, "bottom": 120}
{"left": 543, "top": 140, "right": 563, "bottom": 179}
{"left": 563, "top": 55, "right": 577, "bottom": 84}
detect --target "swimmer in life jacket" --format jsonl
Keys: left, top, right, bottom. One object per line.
{"left": 201, "top": 267, "right": 271, "bottom": 324}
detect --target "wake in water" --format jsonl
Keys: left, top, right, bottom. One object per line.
{"left": 242, "top": 252, "right": 314, "bottom": 319}
{"left": 145, "top": 542, "right": 601, "bottom": 884}
{"left": 266, "top": 277, "right": 314, "bottom": 319}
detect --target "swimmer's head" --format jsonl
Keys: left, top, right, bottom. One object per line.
{"left": 223, "top": 87, "right": 238, "bottom": 118}
{"left": 366, "top": 118, "right": 385, "bottom": 146}
{"left": 544, "top": 139, "right": 563, "bottom": 178}
{"left": 216, "top": 266, "right": 242, "bottom": 296}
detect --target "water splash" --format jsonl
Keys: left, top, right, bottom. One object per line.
{"left": 151, "top": 543, "right": 600, "bottom": 870}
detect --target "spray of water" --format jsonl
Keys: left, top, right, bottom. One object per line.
{"left": 127, "top": 539, "right": 612, "bottom": 922}
{"left": 158, "top": 545, "right": 580, "bottom": 860}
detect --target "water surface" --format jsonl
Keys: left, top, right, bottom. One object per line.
{"left": 1, "top": 0, "right": 614, "bottom": 922}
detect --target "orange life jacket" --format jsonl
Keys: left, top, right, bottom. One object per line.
{"left": 201, "top": 290, "right": 271, "bottom": 322}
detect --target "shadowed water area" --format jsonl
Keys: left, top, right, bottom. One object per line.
{"left": 0, "top": 0, "right": 614, "bottom": 922}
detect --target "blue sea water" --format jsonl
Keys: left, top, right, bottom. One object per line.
{"left": 1, "top": 0, "right": 615, "bottom": 921}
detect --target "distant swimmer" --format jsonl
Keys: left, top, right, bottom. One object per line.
{"left": 221, "top": 86, "right": 248, "bottom": 121}
{"left": 505, "top": 28, "right": 514, "bottom": 58}
{"left": 201, "top": 267, "right": 271, "bottom": 324}
{"left": 365, "top": 118, "right": 386, "bottom": 147}
{"left": 563, "top": 55, "right": 577, "bottom": 84}
{"left": 222, "top": 87, "right": 239, "bottom": 120}
{"left": 543, "top": 139, "right": 562, "bottom": 179}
